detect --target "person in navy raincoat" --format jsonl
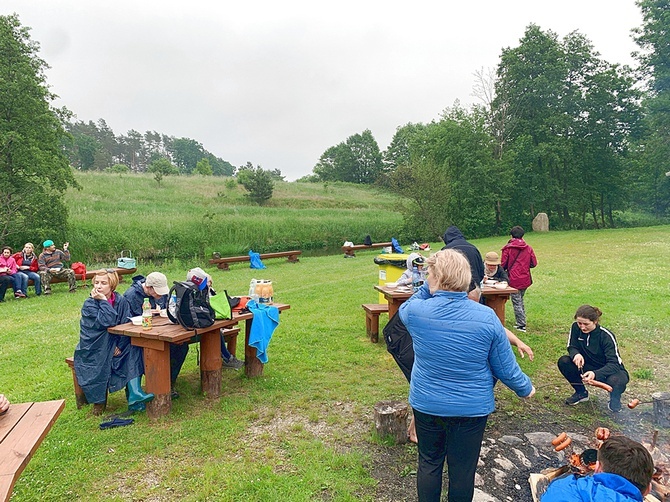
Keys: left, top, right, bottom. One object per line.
{"left": 74, "top": 269, "right": 154, "bottom": 411}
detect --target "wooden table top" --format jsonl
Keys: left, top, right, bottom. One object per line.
{"left": 374, "top": 284, "right": 518, "bottom": 298}
{"left": 109, "top": 303, "right": 290, "bottom": 344}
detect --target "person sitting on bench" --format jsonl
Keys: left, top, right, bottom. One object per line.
{"left": 38, "top": 240, "right": 76, "bottom": 294}
{"left": 123, "top": 272, "right": 189, "bottom": 398}
{"left": 74, "top": 269, "right": 154, "bottom": 412}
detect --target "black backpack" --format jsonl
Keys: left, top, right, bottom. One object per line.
{"left": 167, "top": 281, "right": 215, "bottom": 330}
{"left": 383, "top": 312, "right": 414, "bottom": 383}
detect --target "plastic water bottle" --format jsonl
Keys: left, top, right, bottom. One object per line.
{"left": 142, "top": 298, "right": 152, "bottom": 330}
{"left": 168, "top": 293, "right": 177, "bottom": 318}
{"left": 249, "top": 279, "right": 257, "bottom": 297}
{"left": 412, "top": 265, "right": 422, "bottom": 292}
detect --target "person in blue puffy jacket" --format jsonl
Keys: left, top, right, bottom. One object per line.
{"left": 541, "top": 435, "right": 654, "bottom": 501}
{"left": 399, "top": 249, "right": 535, "bottom": 502}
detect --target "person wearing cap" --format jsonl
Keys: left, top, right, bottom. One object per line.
{"left": 483, "top": 251, "right": 508, "bottom": 283}
{"left": 397, "top": 253, "right": 426, "bottom": 287}
{"left": 123, "top": 272, "right": 189, "bottom": 396}
{"left": 186, "top": 268, "right": 244, "bottom": 370}
{"left": 37, "top": 240, "right": 76, "bottom": 294}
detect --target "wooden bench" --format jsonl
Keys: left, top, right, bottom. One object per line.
{"left": 342, "top": 242, "right": 392, "bottom": 257}
{"left": 29, "top": 267, "right": 136, "bottom": 287}
{"left": 64, "top": 327, "right": 241, "bottom": 413}
{"left": 209, "top": 251, "right": 301, "bottom": 271}
{"left": 362, "top": 303, "right": 389, "bottom": 343}
{"left": 0, "top": 399, "right": 65, "bottom": 502}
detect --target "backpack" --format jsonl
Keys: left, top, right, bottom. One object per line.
{"left": 167, "top": 281, "right": 215, "bottom": 330}
{"left": 383, "top": 312, "right": 414, "bottom": 383}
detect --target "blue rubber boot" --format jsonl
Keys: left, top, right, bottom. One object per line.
{"left": 126, "top": 377, "right": 154, "bottom": 408}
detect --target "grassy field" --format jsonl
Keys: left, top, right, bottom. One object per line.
{"left": 65, "top": 172, "right": 405, "bottom": 261}
{"left": 0, "top": 226, "right": 668, "bottom": 500}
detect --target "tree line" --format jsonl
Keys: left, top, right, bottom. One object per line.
{"left": 306, "top": 1, "right": 670, "bottom": 239}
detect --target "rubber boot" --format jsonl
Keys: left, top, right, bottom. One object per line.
{"left": 126, "top": 377, "right": 154, "bottom": 408}
{"left": 128, "top": 401, "right": 146, "bottom": 412}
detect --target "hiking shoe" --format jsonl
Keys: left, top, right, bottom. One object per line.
{"left": 608, "top": 399, "right": 622, "bottom": 413}
{"left": 222, "top": 355, "right": 244, "bottom": 370}
{"left": 565, "top": 392, "right": 589, "bottom": 406}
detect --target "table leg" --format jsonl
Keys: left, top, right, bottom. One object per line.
{"left": 245, "top": 319, "right": 264, "bottom": 378}
{"left": 141, "top": 341, "right": 172, "bottom": 419}
{"left": 387, "top": 298, "right": 401, "bottom": 320}
{"left": 200, "top": 330, "right": 222, "bottom": 398}
{"left": 485, "top": 295, "right": 508, "bottom": 326}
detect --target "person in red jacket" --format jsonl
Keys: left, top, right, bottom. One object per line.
{"left": 13, "top": 242, "right": 42, "bottom": 296}
{"left": 501, "top": 226, "right": 537, "bottom": 332}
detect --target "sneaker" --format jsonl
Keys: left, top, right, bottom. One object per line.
{"left": 222, "top": 355, "right": 244, "bottom": 370}
{"left": 43, "top": 290, "right": 51, "bottom": 295}
{"left": 14, "top": 291, "right": 26, "bottom": 298}
{"left": 171, "top": 390, "right": 180, "bottom": 400}
{"left": 608, "top": 399, "right": 622, "bottom": 413}
{"left": 515, "top": 325, "right": 526, "bottom": 332}
{"left": 565, "top": 391, "right": 589, "bottom": 406}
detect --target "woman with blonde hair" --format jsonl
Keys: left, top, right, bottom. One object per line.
{"left": 74, "top": 269, "right": 154, "bottom": 413}
{"left": 399, "top": 249, "right": 535, "bottom": 502}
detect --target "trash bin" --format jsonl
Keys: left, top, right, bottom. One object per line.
{"left": 374, "top": 254, "right": 410, "bottom": 303}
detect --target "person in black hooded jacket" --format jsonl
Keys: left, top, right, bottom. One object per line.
{"left": 441, "top": 226, "right": 485, "bottom": 288}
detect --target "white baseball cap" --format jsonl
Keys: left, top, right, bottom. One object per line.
{"left": 145, "top": 272, "right": 170, "bottom": 296}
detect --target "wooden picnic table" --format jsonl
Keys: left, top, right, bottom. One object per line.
{"left": 373, "top": 284, "right": 517, "bottom": 325}
{"left": 109, "top": 303, "right": 290, "bottom": 419}
{"left": 0, "top": 399, "right": 65, "bottom": 502}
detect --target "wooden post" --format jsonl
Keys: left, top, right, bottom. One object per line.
{"left": 245, "top": 319, "right": 264, "bottom": 377}
{"left": 200, "top": 330, "right": 222, "bottom": 399}
{"left": 141, "top": 340, "right": 172, "bottom": 419}
{"left": 374, "top": 400, "right": 408, "bottom": 444}
{"left": 65, "top": 357, "right": 88, "bottom": 409}
{"left": 652, "top": 391, "right": 670, "bottom": 428}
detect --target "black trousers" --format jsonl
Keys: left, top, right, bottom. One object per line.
{"left": 0, "top": 275, "right": 11, "bottom": 301}
{"left": 557, "top": 355, "right": 629, "bottom": 402}
{"left": 414, "top": 409, "right": 488, "bottom": 502}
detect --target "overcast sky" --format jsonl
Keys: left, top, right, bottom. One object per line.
{"left": 4, "top": 1, "right": 643, "bottom": 180}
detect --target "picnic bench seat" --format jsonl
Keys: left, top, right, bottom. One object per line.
{"left": 362, "top": 303, "right": 389, "bottom": 343}
{"left": 64, "top": 327, "right": 241, "bottom": 413}
{"left": 209, "top": 251, "right": 301, "bottom": 271}
{"left": 0, "top": 399, "right": 65, "bottom": 502}
{"left": 342, "top": 242, "right": 392, "bottom": 257}
{"left": 28, "top": 267, "right": 136, "bottom": 287}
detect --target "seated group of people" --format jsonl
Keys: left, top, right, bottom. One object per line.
{"left": 73, "top": 267, "right": 242, "bottom": 413}
{"left": 0, "top": 240, "right": 77, "bottom": 301}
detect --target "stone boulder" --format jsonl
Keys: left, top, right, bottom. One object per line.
{"left": 532, "top": 213, "right": 549, "bottom": 232}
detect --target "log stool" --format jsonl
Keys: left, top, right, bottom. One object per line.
{"left": 374, "top": 400, "right": 408, "bottom": 444}
{"left": 362, "top": 303, "right": 389, "bottom": 343}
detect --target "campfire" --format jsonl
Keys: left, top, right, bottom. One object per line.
{"left": 529, "top": 427, "right": 670, "bottom": 502}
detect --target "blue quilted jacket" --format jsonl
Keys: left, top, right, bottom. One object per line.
{"left": 399, "top": 284, "right": 532, "bottom": 417}
{"left": 541, "top": 473, "right": 644, "bottom": 501}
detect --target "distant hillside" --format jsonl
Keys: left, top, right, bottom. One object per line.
{"left": 65, "top": 172, "right": 409, "bottom": 262}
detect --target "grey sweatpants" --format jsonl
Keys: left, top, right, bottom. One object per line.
{"left": 510, "top": 288, "right": 527, "bottom": 328}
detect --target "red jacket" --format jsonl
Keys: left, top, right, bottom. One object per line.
{"left": 12, "top": 252, "right": 39, "bottom": 272}
{"left": 501, "top": 238, "right": 537, "bottom": 290}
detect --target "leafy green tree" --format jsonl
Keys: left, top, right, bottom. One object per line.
{"left": 106, "top": 163, "right": 130, "bottom": 174}
{"left": 195, "top": 158, "right": 213, "bottom": 175}
{"left": 240, "top": 167, "right": 274, "bottom": 205}
{"left": 0, "top": 14, "right": 79, "bottom": 244}
{"left": 313, "top": 129, "right": 383, "bottom": 183}
{"left": 235, "top": 162, "right": 255, "bottom": 185}
{"left": 170, "top": 138, "right": 205, "bottom": 174}
{"left": 148, "top": 157, "right": 178, "bottom": 186}
{"left": 632, "top": 0, "right": 670, "bottom": 216}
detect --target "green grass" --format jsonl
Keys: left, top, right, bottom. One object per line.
{"left": 65, "top": 172, "right": 404, "bottom": 261}
{"left": 1, "top": 226, "right": 669, "bottom": 500}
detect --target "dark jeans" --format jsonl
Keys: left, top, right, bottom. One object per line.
{"left": 557, "top": 355, "right": 629, "bottom": 402}
{"left": 0, "top": 275, "right": 11, "bottom": 301}
{"left": 414, "top": 409, "right": 488, "bottom": 502}
{"left": 170, "top": 344, "right": 190, "bottom": 386}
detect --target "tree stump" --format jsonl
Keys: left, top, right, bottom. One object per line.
{"left": 374, "top": 400, "right": 408, "bottom": 444}
{"left": 652, "top": 391, "right": 670, "bottom": 428}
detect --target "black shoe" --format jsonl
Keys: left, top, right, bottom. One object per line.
{"left": 565, "top": 391, "right": 589, "bottom": 406}
{"left": 171, "top": 390, "right": 180, "bottom": 400}
{"left": 608, "top": 399, "right": 622, "bottom": 413}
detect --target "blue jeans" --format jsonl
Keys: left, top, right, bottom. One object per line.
{"left": 414, "top": 409, "right": 488, "bottom": 502}
{"left": 18, "top": 271, "right": 41, "bottom": 295}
